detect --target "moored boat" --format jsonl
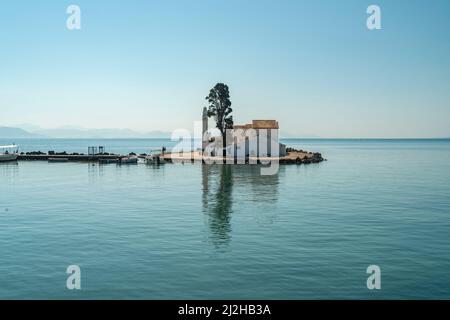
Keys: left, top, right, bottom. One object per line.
{"left": 119, "top": 156, "right": 138, "bottom": 165}
{"left": 145, "top": 153, "right": 165, "bottom": 165}
{"left": 0, "top": 145, "right": 19, "bottom": 162}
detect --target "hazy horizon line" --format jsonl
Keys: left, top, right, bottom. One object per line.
{"left": 1, "top": 125, "right": 449, "bottom": 140}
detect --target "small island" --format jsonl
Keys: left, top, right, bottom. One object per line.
{"left": 166, "top": 83, "right": 325, "bottom": 165}
{"left": 15, "top": 83, "right": 325, "bottom": 166}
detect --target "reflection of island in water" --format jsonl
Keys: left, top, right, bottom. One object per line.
{"left": 202, "top": 165, "right": 281, "bottom": 247}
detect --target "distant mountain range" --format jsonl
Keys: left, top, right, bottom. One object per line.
{"left": 0, "top": 126, "right": 171, "bottom": 139}
{"left": 0, "top": 125, "right": 317, "bottom": 139}
{"left": 0, "top": 127, "right": 44, "bottom": 138}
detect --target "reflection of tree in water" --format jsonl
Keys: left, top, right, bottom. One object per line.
{"left": 202, "top": 165, "right": 233, "bottom": 248}
{"left": 202, "top": 165, "right": 282, "bottom": 248}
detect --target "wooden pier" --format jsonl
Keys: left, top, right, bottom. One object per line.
{"left": 16, "top": 149, "right": 324, "bottom": 165}
{"left": 18, "top": 154, "right": 120, "bottom": 162}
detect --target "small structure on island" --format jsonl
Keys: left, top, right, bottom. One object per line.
{"left": 233, "top": 120, "right": 286, "bottom": 158}
{"left": 88, "top": 146, "right": 98, "bottom": 156}
{"left": 88, "top": 146, "right": 105, "bottom": 156}
{"left": 201, "top": 107, "right": 286, "bottom": 159}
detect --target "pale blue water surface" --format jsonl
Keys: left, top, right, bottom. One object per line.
{"left": 1, "top": 139, "right": 450, "bottom": 299}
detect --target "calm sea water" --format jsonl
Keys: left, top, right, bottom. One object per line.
{"left": 1, "top": 139, "right": 450, "bottom": 299}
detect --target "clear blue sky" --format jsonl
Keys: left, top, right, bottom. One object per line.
{"left": 1, "top": 0, "right": 449, "bottom": 138}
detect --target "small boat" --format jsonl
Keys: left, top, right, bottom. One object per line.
{"left": 119, "top": 156, "right": 138, "bottom": 165}
{"left": 145, "top": 154, "right": 165, "bottom": 165}
{"left": 0, "top": 145, "right": 19, "bottom": 162}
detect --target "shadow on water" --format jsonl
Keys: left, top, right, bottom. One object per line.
{"left": 202, "top": 164, "right": 281, "bottom": 248}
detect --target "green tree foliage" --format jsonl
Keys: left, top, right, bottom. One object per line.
{"left": 205, "top": 83, "right": 233, "bottom": 156}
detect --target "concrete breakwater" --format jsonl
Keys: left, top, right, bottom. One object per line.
{"left": 17, "top": 148, "right": 325, "bottom": 165}
{"left": 18, "top": 152, "right": 120, "bottom": 162}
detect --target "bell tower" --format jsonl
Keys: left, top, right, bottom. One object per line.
{"left": 202, "top": 107, "right": 208, "bottom": 152}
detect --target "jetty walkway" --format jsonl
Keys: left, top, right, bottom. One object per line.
{"left": 16, "top": 149, "right": 325, "bottom": 165}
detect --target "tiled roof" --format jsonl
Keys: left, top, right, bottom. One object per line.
{"left": 252, "top": 120, "right": 279, "bottom": 129}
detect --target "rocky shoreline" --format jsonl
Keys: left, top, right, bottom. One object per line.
{"left": 282, "top": 147, "right": 326, "bottom": 164}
